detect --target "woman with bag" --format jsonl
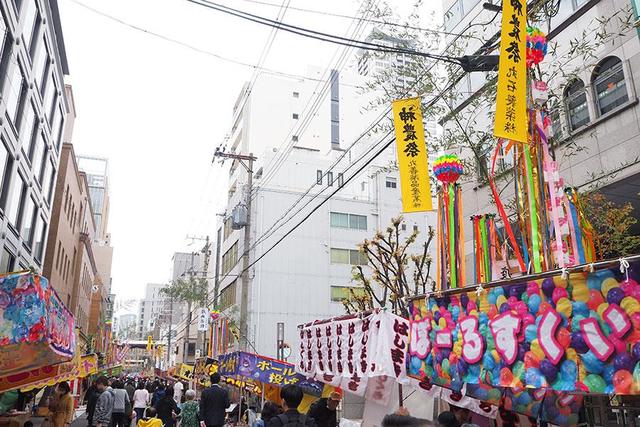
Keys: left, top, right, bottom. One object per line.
{"left": 52, "top": 382, "right": 74, "bottom": 427}
{"left": 178, "top": 390, "right": 198, "bottom": 427}
{"left": 111, "top": 380, "right": 132, "bottom": 427}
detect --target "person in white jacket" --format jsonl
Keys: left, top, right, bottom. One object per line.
{"left": 132, "top": 383, "right": 150, "bottom": 421}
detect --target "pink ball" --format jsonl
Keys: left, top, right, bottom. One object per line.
{"left": 467, "top": 301, "right": 477, "bottom": 312}
{"left": 620, "top": 279, "right": 639, "bottom": 296}
{"left": 609, "top": 335, "right": 627, "bottom": 354}
{"left": 552, "top": 287, "right": 568, "bottom": 304}
{"left": 522, "top": 314, "right": 535, "bottom": 327}
{"left": 526, "top": 282, "right": 540, "bottom": 297}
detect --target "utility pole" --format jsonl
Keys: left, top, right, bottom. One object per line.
{"left": 166, "top": 295, "right": 173, "bottom": 366}
{"left": 213, "top": 148, "right": 256, "bottom": 352}
{"left": 196, "top": 236, "right": 211, "bottom": 356}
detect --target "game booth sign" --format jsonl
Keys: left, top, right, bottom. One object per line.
{"left": 407, "top": 256, "right": 640, "bottom": 425}
{"left": 0, "top": 272, "right": 76, "bottom": 376}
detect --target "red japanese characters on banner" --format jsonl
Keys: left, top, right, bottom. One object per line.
{"left": 297, "top": 311, "right": 410, "bottom": 396}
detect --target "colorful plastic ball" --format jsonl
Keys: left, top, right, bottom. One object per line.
{"left": 530, "top": 339, "right": 545, "bottom": 360}
{"left": 621, "top": 297, "right": 640, "bottom": 317}
{"left": 528, "top": 294, "right": 541, "bottom": 314}
{"left": 610, "top": 335, "right": 627, "bottom": 354}
{"left": 556, "top": 298, "right": 572, "bottom": 318}
{"left": 539, "top": 359, "right": 558, "bottom": 382}
{"left": 614, "top": 353, "right": 634, "bottom": 372}
{"left": 581, "top": 351, "right": 605, "bottom": 374}
{"left": 557, "top": 327, "right": 571, "bottom": 349}
{"left": 560, "top": 360, "right": 578, "bottom": 382}
{"left": 541, "top": 278, "right": 555, "bottom": 299}
{"left": 583, "top": 374, "right": 606, "bottom": 393}
{"left": 603, "top": 364, "right": 616, "bottom": 383}
{"left": 525, "top": 368, "right": 545, "bottom": 388}
{"left": 572, "top": 301, "right": 589, "bottom": 317}
{"left": 613, "top": 370, "right": 633, "bottom": 394}
{"left": 602, "top": 277, "right": 621, "bottom": 296}
{"left": 570, "top": 331, "right": 589, "bottom": 354}
{"left": 552, "top": 288, "right": 569, "bottom": 304}
{"left": 607, "top": 288, "right": 626, "bottom": 306}
{"left": 587, "top": 290, "right": 605, "bottom": 311}
{"left": 524, "top": 351, "right": 540, "bottom": 369}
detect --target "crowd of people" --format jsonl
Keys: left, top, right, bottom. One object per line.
{"left": 41, "top": 374, "right": 482, "bottom": 427}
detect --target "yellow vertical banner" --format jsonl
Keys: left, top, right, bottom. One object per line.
{"left": 494, "top": 0, "right": 527, "bottom": 143}
{"left": 146, "top": 335, "right": 153, "bottom": 351}
{"left": 392, "top": 97, "right": 433, "bottom": 212}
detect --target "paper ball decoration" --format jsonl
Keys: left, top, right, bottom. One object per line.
{"left": 526, "top": 27, "right": 547, "bottom": 68}
{"left": 433, "top": 154, "right": 463, "bottom": 183}
{"left": 210, "top": 310, "right": 221, "bottom": 322}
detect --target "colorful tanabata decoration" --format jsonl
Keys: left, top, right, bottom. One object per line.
{"left": 407, "top": 260, "right": 640, "bottom": 394}
{"left": 471, "top": 214, "right": 501, "bottom": 284}
{"left": 435, "top": 154, "right": 465, "bottom": 290}
{"left": 0, "top": 272, "right": 75, "bottom": 375}
{"left": 526, "top": 27, "right": 548, "bottom": 68}
{"left": 210, "top": 310, "right": 221, "bottom": 322}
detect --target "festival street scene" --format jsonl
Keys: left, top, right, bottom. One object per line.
{"left": 1, "top": 0, "right": 640, "bottom": 426}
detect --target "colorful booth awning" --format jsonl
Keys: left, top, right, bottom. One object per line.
{"left": 0, "top": 272, "right": 75, "bottom": 376}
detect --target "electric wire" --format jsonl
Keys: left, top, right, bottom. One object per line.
{"left": 186, "top": 0, "right": 463, "bottom": 65}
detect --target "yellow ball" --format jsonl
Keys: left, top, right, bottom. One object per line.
{"left": 438, "top": 318, "right": 447, "bottom": 329}
{"left": 556, "top": 298, "right": 572, "bottom": 318}
{"left": 602, "top": 277, "right": 620, "bottom": 296}
{"left": 496, "top": 295, "right": 508, "bottom": 308}
{"left": 566, "top": 348, "right": 577, "bottom": 362}
{"left": 491, "top": 350, "right": 501, "bottom": 363}
{"left": 530, "top": 339, "right": 545, "bottom": 360}
{"left": 597, "top": 303, "right": 609, "bottom": 318}
{"left": 453, "top": 341, "right": 462, "bottom": 356}
{"left": 621, "top": 297, "right": 640, "bottom": 317}
{"left": 553, "top": 274, "right": 569, "bottom": 288}
{"left": 571, "top": 281, "right": 590, "bottom": 303}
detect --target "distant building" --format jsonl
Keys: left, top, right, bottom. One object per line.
{"left": 114, "top": 312, "right": 137, "bottom": 340}
{"left": 138, "top": 283, "right": 168, "bottom": 340}
{"left": 356, "top": 29, "right": 417, "bottom": 88}
{"left": 77, "top": 155, "right": 114, "bottom": 336}
{"left": 43, "top": 141, "right": 99, "bottom": 349}
{"left": 0, "top": 0, "right": 70, "bottom": 274}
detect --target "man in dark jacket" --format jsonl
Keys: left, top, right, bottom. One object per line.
{"left": 266, "top": 385, "right": 316, "bottom": 427}
{"left": 199, "top": 373, "right": 230, "bottom": 427}
{"left": 85, "top": 383, "right": 99, "bottom": 427}
{"left": 307, "top": 391, "right": 341, "bottom": 427}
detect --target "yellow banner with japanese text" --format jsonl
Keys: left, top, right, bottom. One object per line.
{"left": 392, "top": 97, "right": 433, "bottom": 212}
{"left": 494, "top": 0, "right": 527, "bottom": 142}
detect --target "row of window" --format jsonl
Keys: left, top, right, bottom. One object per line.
{"left": 221, "top": 242, "right": 238, "bottom": 275}
{"left": 218, "top": 280, "right": 236, "bottom": 311}
{"left": 55, "top": 239, "right": 76, "bottom": 283}
{"left": 330, "top": 285, "right": 367, "bottom": 302}
{"left": 554, "top": 56, "right": 629, "bottom": 137}
{"left": 330, "top": 212, "right": 367, "bottom": 230}
{"left": 330, "top": 248, "right": 368, "bottom": 266}
{"left": 316, "top": 169, "right": 344, "bottom": 187}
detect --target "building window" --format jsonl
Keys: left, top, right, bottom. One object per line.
{"left": 330, "top": 212, "right": 367, "bottom": 230}
{"left": 0, "top": 247, "right": 15, "bottom": 273}
{"left": 327, "top": 171, "right": 334, "bottom": 186}
{"left": 223, "top": 217, "right": 233, "bottom": 241}
{"left": 6, "top": 173, "right": 25, "bottom": 228}
{"left": 222, "top": 242, "right": 238, "bottom": 275}
{"left": 292, "top": 113, "right": 299, "bottom": 119}
{"left": 34, "top": 215, "right": 45, "bottom": 260}
{"left": 385, "top": 177, "right": 397, "bottom": 188}
{"left": 401, "top": 223, "right": 406, "bottom": 231}
{"left": 30, "top": 131, "right": 46, "bottom": 182}
{"left": 42, "top": 159, "right": 54, "bottom": 204}
{"left": 20, "top": 195, "right": 35, "bottom": 244}
{"left": 0, "top": 139, "right": 10, "bottom": 203}
{"left": 292, "top": 135, "right": 299, "bottom": 142}
{"left": 20, "top": 102, "right": 37, "bottom": 155}
{"left": 564, "top": 79, "right": 590, "bottom": 131}
{"left": 21, "top": 0, "right": 38, "bottom": 54}
{"left": 42, "top": 71, "right": 56, "bottom": 122}
{"left": 330, "top": 285, "right": 368, "bottom": 302}
{"left": 316, "top": 170, "right": 322, "bottom": 185}
{"left": 330, "top": 248, "right": 367, "bottom": 265}
{"left": 292, "top": 91, "right": 299, "bottom": 98}
{"left": 3, "top": 53, "right": 25, "bottom": 126}
{"left": 413, "top": 225, "right": 419, "bottom": 232}
{"left": 31, "top": 36, "right": 48, "bottom": 93}
{"left": 549, "top": 107, "right": 563, "bottom": 144}
{"left": 219, "top": 280, "right": 237, "bottom": 310}
{"left": 337, "top": 173, "right": 344, "bottom": 187}
{"left": 51, "top": 104, "right": 64, "bottom": 149}
{"left": 592, "top": 56, "right": 628, "bottom": 116}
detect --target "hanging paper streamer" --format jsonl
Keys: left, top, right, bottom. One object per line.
{"left": 471, "top": 214, "right": 501, "bottom": 283}
{"left": 434, "top": 154, "right": 465, "bottom": 290}
{"left": 564, "top": 187, "right": 596, "bottom": 264}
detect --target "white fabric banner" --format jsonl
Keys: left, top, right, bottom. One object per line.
{"left": 297, "top": 311, "right": 410, "bottom": 393}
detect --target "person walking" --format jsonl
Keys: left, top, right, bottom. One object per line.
{"left": 93, "top": 377, "right": 114, "bottom": 427}
{"left": 85, "top": 383, "right": 99, "bottom": 427}
{"left": 132, "top": 383, "right": 150, "bottom": 422}
{"left": 178, "top": 390, "right": 199, "bottom": 427}
{"left": 52, "top": 382, "right": 74, "bottom": 427}
{"left": 111, "top": 380, "right": 131, "bottom": 427}
{"left": 253, "top": 401, "right": 282, "bottom": 427}
{"left": 307, "top": 391, "right": 341, "bottom": 427}
{"left": 198, "top": 373, "right": 230, "bottom": 427}
{"left": 155, "top": 386, "right": 180, "bottom": 427}
{"left": 173, "top": 382, "right": 184, "bottom": 405}
{"left": 150, "top": 384, "right": 165, "bottom": 409}
{"left": 266, "top": 385, "right": 316, "bottom": 427}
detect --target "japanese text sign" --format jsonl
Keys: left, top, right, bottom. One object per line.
{"left": 296, "top": 311, "right": 410, "bottom": 396}
{"left": 218, "top": 351, "right": 322, "bottom": 396}
{"left": 197, "top": 307, "right": 209, "bottom": 332}
{"left": 407, "top": 261, "right": 640, "bottom": 394}
{"left": 494, "top": 0, "right": 527, "bottom": 142}
{"left": 392, "top": 97, "right": 433, "bottom": 213}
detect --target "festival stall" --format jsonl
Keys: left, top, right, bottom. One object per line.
{"left": 0, "top": 272, "right": 76, "bottom": 376}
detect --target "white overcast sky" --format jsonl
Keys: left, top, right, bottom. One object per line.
{"left": 57, "top": 0, "right": 441, "bottom": 301}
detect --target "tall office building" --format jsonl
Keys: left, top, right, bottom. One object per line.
{"left": 138, "top": 283, "right": 168, "bottom": 340}
{"left": 0, "top": 0, "right": 69, "bottom": 274}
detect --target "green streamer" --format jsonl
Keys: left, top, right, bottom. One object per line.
{"left": 480, "top": 215, "right": 490, "bottom": 281}
{"left": 447, "top": 184, "right": 457, "bottom": 288}
{"left": 524, "top": 144, "right": 542, "bottom": 272}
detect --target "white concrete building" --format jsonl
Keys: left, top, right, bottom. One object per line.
{"left": 213, "top": 66, "right": 437, "bottom": 366}
{"left": 439, "top": 0, "right": 640, "bottom": 276}
{"left": 137, "top": 282, "right": 167, "bottom": 339}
